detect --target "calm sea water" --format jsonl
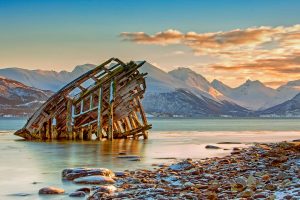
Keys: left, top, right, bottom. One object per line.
{"left": 0, "top": 118, "right": 300, "bottom": 200}
{"left": 2, "top": 118, "right": 300, "bottom": 132}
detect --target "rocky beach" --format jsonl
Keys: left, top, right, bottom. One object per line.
{"left": 38, "top": 141, "right": 300, "bottom": 199}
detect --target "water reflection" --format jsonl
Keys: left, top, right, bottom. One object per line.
{"left": 19, "top": 139, "right": 148, "bottom": 171}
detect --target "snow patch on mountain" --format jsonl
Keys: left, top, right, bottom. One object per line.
{"left": 168, "top": 67, "right": 226, "bottom": 101}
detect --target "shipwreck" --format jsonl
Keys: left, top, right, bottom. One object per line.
{"left": 15, "top": 58, "right": 151, "bottom": 140}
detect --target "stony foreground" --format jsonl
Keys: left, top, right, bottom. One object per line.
{"left": 41, "top": 142, "right": 300, "bottom": 199}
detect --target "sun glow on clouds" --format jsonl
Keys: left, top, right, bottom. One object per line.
{"left": 121, "top": 25, "right": 300, "bottom": 88}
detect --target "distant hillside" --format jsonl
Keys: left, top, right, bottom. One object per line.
{"left": 0, "top": 76, "right": 53, "bottom": 117}
{"left": 212, "top": 80, "right": 278, "bottom": 110}
{"left": 258, "top": 93, "right": 300, "bottom": 117}
{"left": 143, "top": 89, "right": 250, "bottom": 117}
{"left": 0, "top": 64, "right": 96, "bottom": 91}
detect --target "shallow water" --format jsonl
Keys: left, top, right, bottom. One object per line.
{"left": 0, "top": 118, "right": 300, "bottom": 199}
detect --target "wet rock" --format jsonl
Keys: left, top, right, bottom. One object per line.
{"left": 8, "top": 193, "right": 31, "bottom": 197}
{"left": 183, "top": 181, "right": 194, "bottom": 188}
{"left": 231, "top": 151, "right": 241, "bottom": 155}
{"left": 195, "top": 184, "right": 209, "bottom": 189}
{"left": 262, "top": 174, "right": 270, "bottom": 181}
{"left": 114, "top": 193, "right": 132, "bottom": 198}
{"left": 217, "top": 142, "right": 242, "bottom": 144}
{"left": 73, "top": 176, "right": 115, "bottom": 185}
{"left": 69, "top": 191, "right": 86, "bottom": 197}
{"left": 38, "top": 187, "right": 65, "bottom": 195}
{"left": 236, "top": 177, "right": 247, "bottom": 188}
{"left": 247, "top": 174, "right": 256, "bottom": 186}
{"left": 277, "top": 172, "right": 288, "bottom": 180}
{"left": 158, "top": 164, "right": 169, "bottom": 167}
{"left": 205, "top": 145, "right": 221, "bottom": 149}
{"left": 284, "top": 195, "right": 293, "bottom": 199}
{"left": 129, "top": 158, "right": 141, "bottom": 161}
{"left": 114, "top": 171, "right": 129, "bottom": 177}
{"left": 169, "top": 160, "right": 194, "bottom": 171}
{"left": 206, "top": 191, "right": 218, "bottom": 200}
{"left": 232, "top": 177, "right": 247, "bottom": 192}
{"left": 241, "top": 189, "right": 253, "bottom": 198}
{"left": 265, "top": 183, "right": 277, "bottom": 191}
{"left": 254, "top": 193, "right": 267, "bottom": 198}
{"left": 94, "top": 185, "right": 117, "bottom": 193}
{"left": 87, "top": 192, "right": 109, "bottom": 200}
{"left": 117, "top": 155, "right": 140, "bottom": 159}
{"left": 218, "top": 159, "right": 230, "bottom": 164}
{"left": 75, "top": 187, "right": 91, "bottom": 194}
{"left": 62, "top": 168, "right": 115, "bottom": 180}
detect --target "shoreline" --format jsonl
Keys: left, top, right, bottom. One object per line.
{"left": 38, "top": 140, "right": 300, "bottom": 199}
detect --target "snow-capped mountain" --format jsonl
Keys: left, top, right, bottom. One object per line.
{"left": 0, "top": 76, "right": 53, "bottom": 116}
{"left": 255, "top": 80, "right": 300, "bottom": 109}
{"left": 1, "top": 61, "right": 300, "bottom": 117}
{"left": 222, "top": 80, "right": 278, "bottom": 110}
{"left": 211, "top": 79, "right": 300, "bottom": 110}
{"left": 138, "top": 62, "right": 187, "bottom": 94}
{"left": 139, "top": 64, "right": 250, "bottom": 117}
{"left": 0, "top": 64, "right": 96, "bottom": 91}
{"left": 211, "top": 79, "right": 233, "bottom": 97}
{"left": 143, "top": 88, "right": 250, "bottom": 117}
{"left": 259, "top": 93, "right": 300, "bottom": 117}
{"left": 168, "top": 68, "right": 225, "bottom": 100}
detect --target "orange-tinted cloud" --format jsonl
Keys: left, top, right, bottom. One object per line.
{"left": 120, "top": 29, "right": 183, "bottom": 45}
{"left": 211, "top": 53, "right": 300, "bottom": 73}
{"left": 120, "top": 25, "right": 300, "bottom": 55}
{"left": 121, "top": 25, "right": 300, "bottom": 88}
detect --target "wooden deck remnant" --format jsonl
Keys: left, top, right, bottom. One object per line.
{"left": 15, "top": 58, "right": 151, "bottom": 140}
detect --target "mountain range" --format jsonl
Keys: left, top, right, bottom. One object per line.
{"left": 0, "top": 62, "right": 300, "bottom": 117}
{"left": 0, "top": 76, "right": 53, "bottom": 116}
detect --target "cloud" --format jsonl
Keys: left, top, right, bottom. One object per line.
{"left": 172, "top": 50, "right": 185, "bottom": 55}
{"left": 120, "top": 25, "right": 300, "bottom": 55}
{"left": 120, "top": 29, "right": 183, "bottom": 46}
{"left": 211, "top": 52, "right": 300, "bottom": 74}
{"left": 120, "top": 25, "right": 300, "bottom": 87}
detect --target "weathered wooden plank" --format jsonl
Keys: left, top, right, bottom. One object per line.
{"left": 66, "top": 99, "right": 73, "bottom": 139}
{"left": 108, "top": 79, "right": 116, "bottom": 141}
{"left": 97, "top": 87, "right": 103, "bottom": 140}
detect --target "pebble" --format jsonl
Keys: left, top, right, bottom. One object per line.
{"left": 114, "top": 171, "right": 129, "bottom": 177}
{"left": 8, "top": 193, "right": 31, "bottom": 197}
{"left": 117, "top": 155, "right": 140, "bottom": 159}
{"left": 69, "top": 191, "right": 86, "bottom": 197}
{"left": 205, "top": 145, "right": 221, "bottom": 149}
{"left": 94, "top": 185, "right": 117, "bottom": 193}
{"left": 75, "top": 187, "right": 91, "bottom": 194}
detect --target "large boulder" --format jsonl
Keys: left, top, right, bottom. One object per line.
{"left": 62, "top": 168, "right": 115, "bottom": 180}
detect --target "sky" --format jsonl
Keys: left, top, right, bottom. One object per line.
{"left": 0, "top": 0, "right": 300, "bottom": 88}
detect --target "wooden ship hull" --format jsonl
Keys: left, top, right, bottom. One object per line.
{"left": 15, "top": 58, "right": 151, "bottom": 140}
